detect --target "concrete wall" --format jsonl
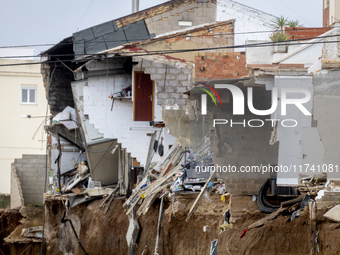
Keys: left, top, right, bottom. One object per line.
{"left": 313, "top": 69, "right": 340, "bottom": 181}
{"left": 11, "top": 155, "right": 47, "bottom": 208}
{"left": 0, "top": 58, "right": 47, "bottom": 194}
{"left": 203, "top": 85, "right": 278, "bottom": 194}
{"left": 217, "top": 0, "right": 276, "bottom": 51}
{"left": 145, "top": 2, "right": 216, "bottom": 36}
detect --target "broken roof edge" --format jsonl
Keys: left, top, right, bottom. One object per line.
{"left": 106, "top": 19, "right": 235, "bottom": 53}
{"left": 73, "top": 19, "right": 234, "bottom": 73}
{"left": 39, "top": 36, "right": 73, "bottom": 56}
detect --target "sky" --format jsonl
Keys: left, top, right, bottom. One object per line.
{"left": 0, "top": 0, "right": 322, "bottom": 54}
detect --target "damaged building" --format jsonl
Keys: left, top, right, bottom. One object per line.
{"left": 3, "top": 0, "right": 340, "bottom": 254}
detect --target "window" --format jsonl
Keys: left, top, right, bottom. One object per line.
{"left": 21, "top": 86, "right": 37, "bottom": 104}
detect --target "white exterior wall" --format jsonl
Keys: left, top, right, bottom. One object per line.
{"left": 217, "top": 0, "right": 276, "bottom": 51}
{"left": 0, "top": 58, "right": 47, "bottom": 193}
{"left": 83, "top": 73, "right": 175, "bottom": 166}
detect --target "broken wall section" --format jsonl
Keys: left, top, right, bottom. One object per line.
{"left": 10, "top": 155, "right": 47, "bottom": 208}
{"left": 133, "top": 56, "right": 194, "bottom": 147}
{"left": 313, "top": 69, "right": 340, "bottom": 181}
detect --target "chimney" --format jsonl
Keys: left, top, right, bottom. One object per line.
{"left": 132, "top": 0, "right": 139, "bottom": 13}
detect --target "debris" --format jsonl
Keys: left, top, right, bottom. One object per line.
{"left": 126, "top": 217, "right": 140, "bottom": 249}
{"left": 324, "top": 204, "right": 340, "bottom": 222}
{"left": 186, "top": 171, "right": 216, "bottom": 222}
{"left": 219, "top": 223, "right": 230, "bottom": 231}
{"left": 210, "top": 239, "right": 218, "bottom": 255}
{"left": 104, "top": 184, "right": 120, "bottom": 215}
{"left": 247, "top": 207, "right": 285, "bottom": 230}
{"left": 88, "top": 177, "right": 101, "bottom": 189}
{"left": 86, "top": 188, "right": 113, "bottom": 197}
{"left": 21, "top": 226, "right": 43, "bottom": 238}
{"left": 225, "top": 209, "right": 230, "bottom": 224}
{"left": 281, "top": 195, "right": 303, "bottom": 208}
{"left": 240, "top": 229, "right": 250, "bottom": 238}
{"left": 71, "top": 188, "right": 85, "bottom": 194}
{"left": 203, "top": 226, "right": 211, "bottom": 232}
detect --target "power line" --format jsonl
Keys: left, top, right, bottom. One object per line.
{"left": 0, "top": 26, "right": 332, "bottom": 50}
{"left": 0, "top": 32, "right": 338, "bottom": 60}
{"left": 74, "top": 0, "right": 94, "bottom": 32}
{"left": 0, "top": 35, "right": 339, "bottom": 67}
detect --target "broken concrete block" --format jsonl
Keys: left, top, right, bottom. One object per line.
{"left": 324, "top": 204, "right": 340, "bottom": 222}
{"left": 126, "top": 218, "right": 140, "bottom": 248}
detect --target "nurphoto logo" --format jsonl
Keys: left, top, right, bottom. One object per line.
{"left": 199, "top": 84, "right": 311, "bottom": 128}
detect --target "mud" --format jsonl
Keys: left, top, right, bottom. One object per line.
{"left": 4, "top": 196, "right": 340, "bottom": 255}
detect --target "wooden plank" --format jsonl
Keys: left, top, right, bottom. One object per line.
{"left": 123, "top": 175, "right": 148, "bottom": 208}
{"left": 186, "top": 171, "right": 216, "bottom": 222}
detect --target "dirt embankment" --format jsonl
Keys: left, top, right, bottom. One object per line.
{"left": 37, "top": 196, "right": 340, "bottom": 255}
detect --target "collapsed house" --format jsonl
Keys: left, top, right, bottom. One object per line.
{"left": 5, "top": 1, "right": 340, "bottom": 254}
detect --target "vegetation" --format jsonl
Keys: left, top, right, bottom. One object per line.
{"left": 269, "top": 15, "right": 301, "bottom": 42}
{"left": 270, "top": 15, "right": 288, "bottom": 31}
{"left": 269, "top": 32, "right": 291, "bottom": 42}
{"left": 287, "top": 19, "right": 303, "bottom": 29}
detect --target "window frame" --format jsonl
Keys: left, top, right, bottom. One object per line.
{"left": 21, "top": 86, "right": 37, "bottom": 105}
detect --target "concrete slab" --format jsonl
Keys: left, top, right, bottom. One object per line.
{"left": 324, "top": 204, "right": 340, "bottom": 222}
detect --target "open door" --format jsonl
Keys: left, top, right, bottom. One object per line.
{"left": 134, "top": 72, "right": 154, "bottom": 121}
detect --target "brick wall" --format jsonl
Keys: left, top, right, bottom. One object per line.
{"left": 115, "top": 0, "right": 216, "bottom": 29}
{"left": 11, "top": 155, "right": 47, "bottom": 207}
{"left": 195, "top": 52, "right": 248, "bottom": 80}
{"left": 285, "top": 27, "right": 332, "bottom": 40}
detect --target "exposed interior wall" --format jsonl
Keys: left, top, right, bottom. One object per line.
{"left": 0, "top": 59, "right": 47, "bottom": 193}
{"left": 217, "top": 0, "right": 276, "bottom": 51}
{"left": 78, "top": 58, "right": 176, "bottom": 166}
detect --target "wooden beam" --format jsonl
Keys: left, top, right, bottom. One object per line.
{"left": 186, "top": 171, "right": 216, "bottom": 222}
